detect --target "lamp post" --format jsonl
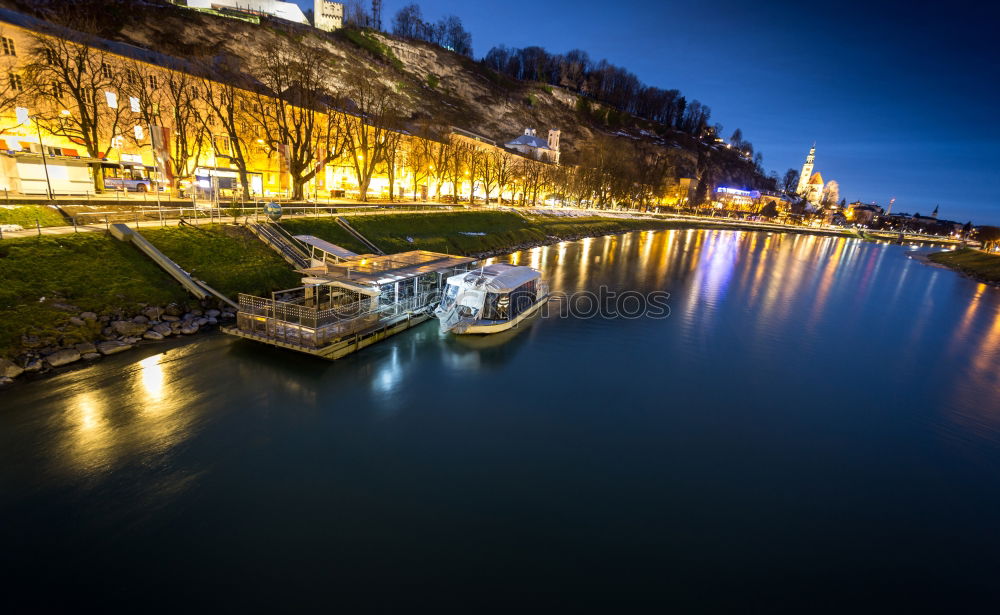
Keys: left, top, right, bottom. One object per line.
{"left": 33, "top": 115, "right": 53, "bottom": 201}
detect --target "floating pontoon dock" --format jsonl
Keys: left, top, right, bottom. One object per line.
{"left": 223, "top": 249, "right": 476, "bottom": 359}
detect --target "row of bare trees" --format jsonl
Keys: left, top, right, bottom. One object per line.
{"left": 5, "top": 24, "right": 756, "bottom": 208}
{"left": 7, "top": 24, "right": 414, "bottom": 199}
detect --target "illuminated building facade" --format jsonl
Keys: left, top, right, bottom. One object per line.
{"left": 0, "top": 13, "right": 561, "bottom": 201}
{"left": 314, "top": 0, "right": 344, "bottom": 31}
{"left": 795, "top": 145, "right": 827, "bottom": 206}
{"left": 177, "top": 0, "right": 308, "bottom": 24}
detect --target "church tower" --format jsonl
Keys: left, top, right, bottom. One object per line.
{"left": 796, "top": 145, "right": 816, "bottom": 195}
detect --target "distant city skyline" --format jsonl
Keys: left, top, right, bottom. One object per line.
{"left": 297, "top": 0, "right": 1000, "bottom": 224}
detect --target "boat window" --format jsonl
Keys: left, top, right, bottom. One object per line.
{"left": 509, "top": 279, "right": 537, "bottom": 318}
{"left": 440, "top": 283, "right": 459, "bottom": 309}
{"left": 482, "top": 292, "right": 502, "bottom": 320}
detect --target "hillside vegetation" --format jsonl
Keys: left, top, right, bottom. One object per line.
{"left": 0, "top": 0, "right": 770, "bottom": 190}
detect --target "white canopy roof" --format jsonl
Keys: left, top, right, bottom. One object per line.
{"left": 446, "top": 264, "right": 540, "bottom": 293}
{"left": 294, "top": 234, "right": 358, "bottom": 259}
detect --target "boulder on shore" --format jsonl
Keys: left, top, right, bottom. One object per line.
{"left": 0, "top": 358, "right": 24, "bottom": 379}
{"left": 111, "top": 320, "right": 149, "bottom": 337}
{"left": 142, "top": 307, "right": 164, "bottom": 321}
{"left": 45, "top": 349, "right": 81, "bottom": 367}
{"left": 82, "top": 352, "right": 101, "bottom": 361}
{"left": 143, "top": 331, "right": 164, "bottom": 341}
{"left": 80, "top": 311, "right": 98, "bottom": 322}
{"left": 97, "top": 341, "right": 133, "bottom": 356}
{"left": 22, "top": 358, "right": 43, "bottom": 373}
{"left": 152, "top": 323, "right": 172, "bottom": 336}
{"left": 180, "top": 323, "right": 199, "bottom": 335}
{"left": 74, "top": 342, "right": 96, "bottom": 355}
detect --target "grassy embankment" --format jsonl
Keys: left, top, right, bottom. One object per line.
{"left": 0, "top": 205, "right": 67, "bottom": 228}
{"left": 928, "top": 248, "right": 1000, "bottom": 284}
{"left": 0, "top": 210, "right": 694, "bottom": 359}
{"left": 0, "top": 225, "right": 297, "bottom": 359}
{"left": 282, "top": 211, "right": 680, "bottom": 255}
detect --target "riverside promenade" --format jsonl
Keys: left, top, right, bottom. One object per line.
{"left": 0, "top": 198, "right": 968, "bottom": 247}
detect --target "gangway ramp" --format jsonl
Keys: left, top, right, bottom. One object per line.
{"left": 109, "top": 223, "right": 238, "bottom": 308}
{"left": 336, "top": 217, "right": 384, "bottom": 255}
{"left": 246, "top": 222, "right": 310, "bottom": 269}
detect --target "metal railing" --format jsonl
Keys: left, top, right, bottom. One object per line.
{"left": 236, "top": 291, "right": 438, "bottom": 348}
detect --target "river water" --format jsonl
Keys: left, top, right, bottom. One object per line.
{"left": 4, "top": 229, "right": 1000, "bottom": 611}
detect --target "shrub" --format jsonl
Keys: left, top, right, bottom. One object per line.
{"left": 343, "top": 29, "right": 403, "bottom": 71}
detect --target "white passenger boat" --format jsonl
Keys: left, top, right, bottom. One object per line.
{"left": 434, "top": 264, "right": 549, "bottom": 334}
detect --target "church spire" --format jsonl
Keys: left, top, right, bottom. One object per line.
{"left": 796, "top": 145, "right": 816, "bottom": 196}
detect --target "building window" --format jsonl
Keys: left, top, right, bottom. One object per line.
{"left": 111, "top": 135, "right": 124, "bottom": 150}
{"left": 1, "top": 37, "right": 15, "bottom": 56}
{"left": 129, "top": 96, "right": 140, "bottom": 113}
{"left": 100, "top": 63, "right": 113, "bottom": 79}
{"left": 134, "top": 125, "right": 144, "bottom": 140}
{"left": 104, "top": 90, "right": 118, "bottom": 109}
{"left": 148, "top": 75, "right": 157, "bottom": 90}
{"left": 8, "top": 73, "right": 22, "bottom": 92}
{"left": 214, "top": 135, "right": 230, "bottom": 155}
{"left": 50, "top": 80, "right": 62, "bottom": 99}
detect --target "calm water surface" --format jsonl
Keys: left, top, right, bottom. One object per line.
{"left": 4, "top": 230, "right": 1000, "bottom": 611}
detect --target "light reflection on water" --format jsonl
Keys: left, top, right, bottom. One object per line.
{"left": 4, "top": 229, "right": 1000, "bottom": 610}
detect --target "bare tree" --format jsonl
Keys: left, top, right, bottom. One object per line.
{"left": 402, "top": 131, "right": 434, "bottom": 201}
{"left": 478, "top": 148, "right": 499, "bottom": 205}
{"left": 378, "top": 127, "right": 403, "bottom": 201}
{"left": 464, "top": 141, "right": 485, "bottom": 204}
{"left": 24, "top": 30, "right": 128, "bottom": 192}
{"left": 518, "top": 157, "right": 546, "bottom": 206}
{"left": 248, "top": 40, "right": 345, "bottom": 200}
{"left": 782, "top": 168, "right": 799, "bottom": 194}
{"left": 118, "top": 59, "right": 210, "bottom": 195}
{"left": 821, "top": 179, "right": 840, "bottom": 209}
{"left": 200, "top": 76, "right": 253, "bottom": 195}
{"left": 342, "top": 70, "right": 400, "bottom": 201}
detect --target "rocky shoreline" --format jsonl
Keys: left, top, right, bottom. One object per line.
{"left": 0, "top": 301, "right": 236, "bottom": 388}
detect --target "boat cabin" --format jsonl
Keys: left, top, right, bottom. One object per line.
{"left": 437, "top": 264, "right": 546, "bottom": 332}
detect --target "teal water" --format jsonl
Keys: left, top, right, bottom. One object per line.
{"left": 4, "top": 230, "right": 1000, "bottom": 611}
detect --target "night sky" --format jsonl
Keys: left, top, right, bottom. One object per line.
{"left": 299, "top": 0, "right": 1000, "bottom": 224}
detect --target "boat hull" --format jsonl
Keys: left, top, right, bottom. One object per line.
{"left": 449, "top": 293, "right": 549, "bottom": 335}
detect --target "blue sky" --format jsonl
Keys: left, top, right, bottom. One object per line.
{"left": 298, "top": 0, "right": 1000, "bottom": 224}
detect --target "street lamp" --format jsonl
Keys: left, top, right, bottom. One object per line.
{"left": 32, "top": 112, "right": 53, "bottom": 201}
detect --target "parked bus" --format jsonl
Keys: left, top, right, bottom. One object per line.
{"left": 102, "top": 162, "right": 163, "bottom": 192}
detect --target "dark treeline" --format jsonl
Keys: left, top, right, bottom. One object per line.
{"left": 482, "top": 45, "right": 711, "bottom": 136}
{"left": 390, "top": 4, "right": 473, "bottom": 57}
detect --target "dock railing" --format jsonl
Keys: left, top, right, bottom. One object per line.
{"left": 236, "top": 291, "right": 439, "bottom": 348}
